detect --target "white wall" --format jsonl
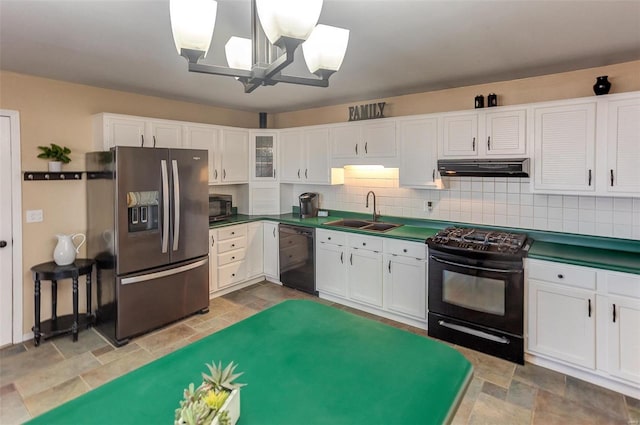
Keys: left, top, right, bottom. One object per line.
{"left": 291, "top": 167, "right": 640, "bottom": 240}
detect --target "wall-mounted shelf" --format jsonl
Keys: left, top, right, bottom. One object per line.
{"left": 24, "top": 172, "right": 84, "bottom": 181}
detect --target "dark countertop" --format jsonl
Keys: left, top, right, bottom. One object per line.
{"left": 210, "top": 211, "right": 640, "bottom": 275}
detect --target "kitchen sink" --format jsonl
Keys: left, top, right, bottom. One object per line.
{"left": 323, "top": 219, "right": 403, "bottom": 232}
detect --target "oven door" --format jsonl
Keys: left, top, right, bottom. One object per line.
{"left": 428, "top": 249, "right": 523, "bottom": 335}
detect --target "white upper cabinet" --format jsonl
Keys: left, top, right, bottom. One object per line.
{"left": 279, "top": 127, "right": 343, "bottom": 185}
{"left": 94, "top": 114, "right": 147, "bottom": 149}
{"left": 441, "top": 113, "right": 478, "bottom": 157}
{"left": 149, "top": 120, "right": 182, "bottom": 148}
{"left": 220, "top": 129, "right": 249, "bottom": 183}
{"left": 604, "top": 95, "right": 640, "bottom": 195}
{"left": 398, "top": 117, "right": 440, "bottom": 188}
{"left": 183, "top": 124, "right": 220, "bottom": 184}
{"left": 440, "top": 108, "right": 526, "bottom": 158}
{"left": 330, "top": 120, "right": 397, "bottom": 163}
{"left": 484, "top": 109, "right": 526, "bottom": 156}
{"left": 250, "top": 131, "right": 278, "bottom": 181}
{"left": 532, "top": 100, "right": 597, "bottom": 193}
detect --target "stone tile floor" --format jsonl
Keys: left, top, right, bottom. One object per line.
{"left": 1, "top": 281, "right": 638, "bottom": 424}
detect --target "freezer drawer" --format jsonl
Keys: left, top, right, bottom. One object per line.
{"left": 115, "top": 257, "right": 209, "bottom": 342}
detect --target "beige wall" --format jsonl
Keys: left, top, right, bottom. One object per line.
{"left": 273, "top": 60, "right": 640, "bottom": 128}
{"left": 0, "top": 71, "right": 257, "bottom": 335}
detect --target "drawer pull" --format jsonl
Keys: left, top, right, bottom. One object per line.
{"left": 362, "top": 242, "right": 366, "bottom": 246}
{"left": 403, "top": 248, "right": 407, "bottom": 253}
{"left": 231, "top": 256, "right": 235, "bottom": 260}
{"left": 231, "top": 231, "right": 235, "bottom": 235}
{"left": 557, "top": 274, "right": 564, "bottom": 279}
{"left": 231, "top": 244, "right": 235, "bottom": 248}
{"left": 231, "top": 273, "right": 235, "bottom": 277}
{"left": 328, "top": 237, "right": 331, "bottom": 240}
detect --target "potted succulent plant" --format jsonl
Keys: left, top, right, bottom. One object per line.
{"left": 175, "top": 361, "right": 245, "bottom": 425}
{"left": 37, "top": 143, "right": 71, "bottom": 172}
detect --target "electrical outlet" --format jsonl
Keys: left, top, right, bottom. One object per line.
{"left": 423, "top": 201, "right": 433, "bottom": 212}
{"left": 26, "top": 209, "right": 43, "bottom": 223}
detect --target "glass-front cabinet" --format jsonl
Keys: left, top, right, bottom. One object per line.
{"left": 251, "top": 131, "right": 278, "bottom": 181}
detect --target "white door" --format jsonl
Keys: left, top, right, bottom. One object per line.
{"left": 220, "top": 129, "right": 249, "bottom": 183}
{"left": 383, "top": 254, "right": 426, "bottom": 320}
{"left": 484, "top": 109, "right": 527, "bottom": 156}
{"left": 0, "top": 116, "right": 13, "bottom": 346}
{"left": 331, "top": 125, "right": 361, "bottom": 159}
{"left": 399, "top": 118, "right": 439, "bottom": 187}
{"left": 533, "top": 102, "right": 596, "bottom": 192}
{"left": 316, "top": 242, "right": 347, "bottom": 297}
{"left": 362, "top": 121, "right": 397, "bottom": 158}
{"left": 106, "top": 116, "right": 146, "bottom": 148}
{"left": 442, "top": 114, "right": 478, "bottom": 157}
{"left": 149, "top": 121, "right": 182, "bottom": 148}
{"left": 347, "top": 248, "right": 383, "bottom": 308}
{"left": 528, "top": 280, "right": 596, "bottom": 369}
{"left": 263, "top": 222, "right": 279, "bottom": 279}
{"left": 606, "top": 295, "right": 640, "bottom": 383}
{"left": 184, "top": 125, "right": 220, "bottom": 184}
{"left": 279, "top": 130, "right": 303, "bottom": 183}
{"left": 606, "top": 97, "right": 640, "bottom": 195}
{"left": 304, "top": 128, "right": 330, "bottom": 184}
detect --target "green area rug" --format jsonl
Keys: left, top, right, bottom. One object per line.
{"left": 28, "top": 300, "right": 472, "bottom": 425}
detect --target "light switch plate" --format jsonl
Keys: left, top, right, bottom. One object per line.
{"left": 317, "top": 210, "right": 329, "bottom": 217}
{"left": 26, "top": 209, "right": 43, "bottom": 223}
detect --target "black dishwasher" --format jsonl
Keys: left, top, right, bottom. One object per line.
{"left": 279, "top": 224, "right": 316, "bottom": 295}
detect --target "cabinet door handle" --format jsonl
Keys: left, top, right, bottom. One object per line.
{"left": 355, "top": 144, "right": 358, "bottom": 155}
{"left": 487, "top": 136, "right": 491, "bottom": 150}
{"left": 365, "top": 142, "right": 368, "bottom": 154}
{"left": 273, "top": 169, "right": 276, "bottom": 179}
{"left": 588, "top": 169, "right": 592, "bottom": 186}
{"left": 305, "top": 169, "right": 308, "bottom": 179}
{"left": 211, "top": 236, "right": 215, "bottom": 247}
{"left": 140, "top": 135, "right": 144, "bottom": 147}
{"left": 297, "top": 169, "right": 300, "bottom": 179}
{"left": 223, "top": 169, "right": 226, "bottom": 180}
{"left": 214, "top": 169, "right": 218, "bottom": 179}
{"left": 340, "top": 252, "right": 344, "bottom": 264}
{"left": 613, "top": 303, "right": 616, "bottom": 323}
{"left": 153, "top": 135, "right": 157, "bottom": 148}
{"left": 610, "top": 169, "right": 614, "bottom": 186}
{"left": 273, "top": 228, "right": 276, "bottom": 237}
{"left": 432, "top": 169, "right": 435, "bottom": 181}
{"left": 588, "top": 299, "right": 591, "bottom": 317}
{"left": 388, "top": 260, "right": 391, "bottom": 273}
{"left": 350, "top": 253, "right": 353, "bottom": 265}
{"left": 472, "top": 137, "right": 476, "bottom": 151}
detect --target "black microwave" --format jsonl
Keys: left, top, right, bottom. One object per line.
{"left": 209, "top": 194, "right": 232, "bottom": 222}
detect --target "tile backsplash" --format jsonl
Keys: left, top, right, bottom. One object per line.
{"left": 291, "top": 167, "right": 640, "bottom": 240}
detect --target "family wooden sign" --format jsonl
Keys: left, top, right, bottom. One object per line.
{"left": 348, "top": 102, "right": 386, "bottom": 121}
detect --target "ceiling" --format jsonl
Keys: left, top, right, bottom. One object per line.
{"left": 1, "top": 0, "right": 639, "bottom": 114}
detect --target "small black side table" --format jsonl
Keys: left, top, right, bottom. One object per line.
{"left": 31, "top": 259, "right": 95, "bottom": 346}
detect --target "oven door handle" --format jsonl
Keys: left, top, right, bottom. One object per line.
{"left": 430, "top": 255, "right": 522, "bottom": 274}
{"left": 438, "top": 320, "right": 511, "bottom": 344}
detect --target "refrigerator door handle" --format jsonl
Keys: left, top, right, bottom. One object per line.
{"left": 121, "top": 258, "right": 208, "bottom": 285}
{"left": 172, "top": 159, "right": 180, "bottom": 252}
{"left": 161, "top": 159, "right": 169, "bottom": 253}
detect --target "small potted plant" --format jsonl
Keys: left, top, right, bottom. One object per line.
{"left": 37, "top": 143, "right": 71, "bottom": 172}
{"left": 175, "top": 361, "right": 245, "bottom": 425}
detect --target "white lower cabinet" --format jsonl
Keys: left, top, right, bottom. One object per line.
{"left": 348, "top": 247, "right": 383, "bottom": 308}
{"left": 527, "top": 279, "right": 596, "bottom": 369}
{"left": 527, "top": 259, "right": 640, "bottom": 397}
{"left": 316, "top": 229, "right": 427, "bottom": 327}
{"left": 246, "top": 222, "right": 264, "bottom": 279}
{"left": 263, "top": 221, "right": 279, "bottom": 280}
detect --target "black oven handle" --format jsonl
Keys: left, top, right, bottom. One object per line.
{"left": 430, "top": 255, "right": 522, "bottom": 274}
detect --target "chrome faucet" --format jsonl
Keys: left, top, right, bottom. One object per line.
{"left": 365, "top": 191, "right": 379, "bottom": 222}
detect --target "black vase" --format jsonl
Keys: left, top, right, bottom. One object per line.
{"left": 593, "top": 76, "right": 611, "bottom": 95}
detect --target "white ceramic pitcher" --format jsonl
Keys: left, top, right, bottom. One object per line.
{"left": 53, "top": 233, "right": 86, "bottom": 266}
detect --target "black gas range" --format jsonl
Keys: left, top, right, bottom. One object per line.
{"left": 426, "top": 227, "right": 531, "bottom": 364}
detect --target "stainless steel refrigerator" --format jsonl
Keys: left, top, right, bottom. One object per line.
{"left": 86, "top": 146, "right": 209, "bottom": 346}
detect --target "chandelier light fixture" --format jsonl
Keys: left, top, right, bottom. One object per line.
{"left": 170, "top": 0, "right": 350, "bottom": 93}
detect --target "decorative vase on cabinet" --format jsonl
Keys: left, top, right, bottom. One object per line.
{"left": 593, "top": 76, "right": 611, "bottom": 95}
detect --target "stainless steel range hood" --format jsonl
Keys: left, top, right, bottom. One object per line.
{"left": 437, "top": 158, "right": 530, "bottom": 177}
